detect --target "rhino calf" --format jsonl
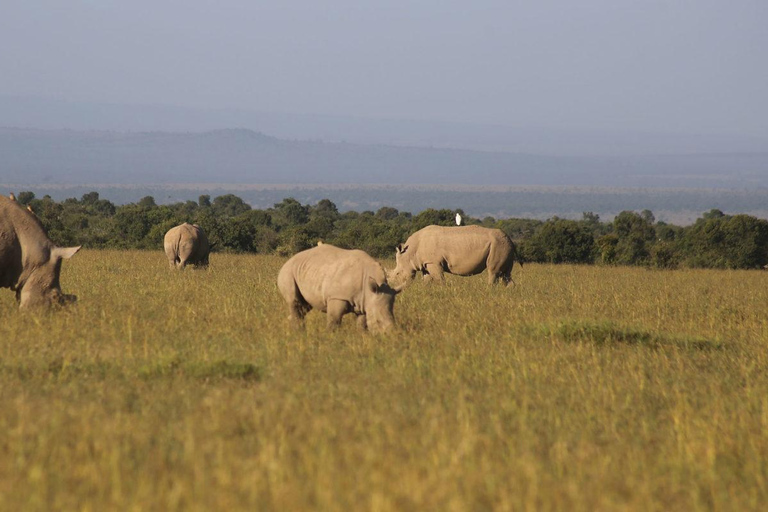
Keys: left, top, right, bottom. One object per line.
{"left": 277, "top": 244, "right": 401, "bottom": 331}
{"left": 0, "top": 195, "right": 81, "bottom": 309}
{"left": 164, "top": 223, "right": 211, "bottom": 269}
{"left": 392, "top": 225, "right": 519, "bottom": 286}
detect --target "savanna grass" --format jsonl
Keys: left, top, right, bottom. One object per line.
{"left": 1, "top": 250, "right": 767, "bottom": 511}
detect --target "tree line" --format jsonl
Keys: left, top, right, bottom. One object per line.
{"left": 15, "top": 191, "right": 768, "bottom": 270}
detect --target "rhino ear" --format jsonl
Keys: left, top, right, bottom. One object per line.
{"left": 52, "top": 246, "right": 81, "bottom": 260}
{"left": 396, "top": 244, "right": 408, "bottom": 254}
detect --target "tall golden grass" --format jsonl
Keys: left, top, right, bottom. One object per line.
{"left": 1, "top": 250, "right": 767, "bottom": 511}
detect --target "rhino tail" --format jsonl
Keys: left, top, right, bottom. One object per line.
{"left": 172, "top": 230, "right": 183, "bottom": 265}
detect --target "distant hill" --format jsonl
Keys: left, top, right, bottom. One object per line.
{"left": 3, "top": 95, "right": 768, "bottom": 157}
{"left": 1, "top": 127, "right": 767, "bottom": 188}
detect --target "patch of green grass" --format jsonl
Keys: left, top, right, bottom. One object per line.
{"left": 551, "top": 320, "right": 724, "bottom": 350}
{"left": 138, "top": 358, "right": 262, "bottom": 381}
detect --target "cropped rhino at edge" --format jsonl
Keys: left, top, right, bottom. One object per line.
{"left": 164, "top": 223, "right": 211, "bottom": 269}
{"left": 0, "top": 194, "right": 81, "bottom": 309}
{"left": 277, "top": 243, "right": 402, "bottom": 331}
{"left": 391, "top": 225, "right": 520, "bottom": 286}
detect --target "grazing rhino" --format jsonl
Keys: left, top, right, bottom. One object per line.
{"left": 164, "top": 223, "right": 211, "bottom": 269}
{"left": 0, "top": 195, "right": 81, "bottom": 308}
{"left": 277, "top": 243, "right": 402, "bottom": 331}
{"left": 392, "top": 225, "right": 519, "bottom": 285}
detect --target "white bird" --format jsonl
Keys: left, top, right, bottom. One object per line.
{"left": 455, "top": 212, "right": 462, "bottom": 226}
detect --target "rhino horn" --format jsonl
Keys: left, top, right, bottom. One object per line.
{"left": 52, "top": 246, "right": 82, "bottom": 260}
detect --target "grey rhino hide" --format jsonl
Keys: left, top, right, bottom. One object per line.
{"left": 164, "top": 223, "right": 211, "bottom": 269}
{"left": 392, "top": 225, "right": 518, "bottom": 286}
{"left": 0, "top": 195, "right": 81, "bottom": 309}
{"left": 277, "top": 243, "right": 401, "bottom": 331}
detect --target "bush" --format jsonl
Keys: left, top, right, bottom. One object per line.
{"left": 524, "top": 218, "right": 596, "bottom": 264}
{"left": 681, "top": 213, "right": 768, "bottom": 269}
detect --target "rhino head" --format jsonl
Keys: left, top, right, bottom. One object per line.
{"left": 391, "top": 244, "right": 417, "bottom": 285}
{"left": 363, "top": 277, "right": 402, "bottom": 332}
{"left": 18, "top": 246, "right": 81, "bottom": 309}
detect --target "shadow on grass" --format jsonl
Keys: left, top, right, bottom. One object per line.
{"left": 138, "top": 359, "right": 262, "bottom": 381}
{"left": 1, "top": 358, "right": 262, "bottom": 382}
{"left": 548, "top": 320, "right": 723, "bottom": 351}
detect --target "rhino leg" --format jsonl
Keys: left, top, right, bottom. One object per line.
{"left": 278, "top": 273, "right": 310, "bottom": 329}
{"left": 487, "top": 254, "right": 512, "bottom": 285}
{"left": 422, "top": 263, "right": 445, "bottom": 283}
{"left": 489, "top": 268, "right": 511, "bottom": 285}
{"left": 326, "top": 299, "right": 350, "bottom": 329}
{"left": 287, "top": 300, "right": 310, "bottom": 329}
{"left": 488, "top": 241, "right": 516, "bottom": 286}
{"left": 499, "top": 259, "right": 515, "bottom": 286}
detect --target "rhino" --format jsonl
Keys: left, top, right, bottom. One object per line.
{"left": 164, "top": 223, "right": 211, "bottom": 269}
{"left": 0, "top": 195, "right": 81, "bottom": 308}
{"left": 391, "top": 225, "right": 519, "bottom": 285}
{"left": 277, "top": 243, "right": 402, "bottom": 331}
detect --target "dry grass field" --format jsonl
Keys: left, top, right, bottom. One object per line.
{"left": 1, "top": 250, "right": 767, "bottom": 511}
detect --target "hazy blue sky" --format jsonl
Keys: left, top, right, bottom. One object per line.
{"left": 2, "top": 0, "right": 767, "bottom": 136}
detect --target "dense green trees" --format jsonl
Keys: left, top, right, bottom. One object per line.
{"left": 522, "top": 218, "right": 595, "bottom": 264}
{"left": 17, "top": 191, "right": 768, "bottom": 269}
{"left": 679, "top": 211, "right": 768, "bottom": 269}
